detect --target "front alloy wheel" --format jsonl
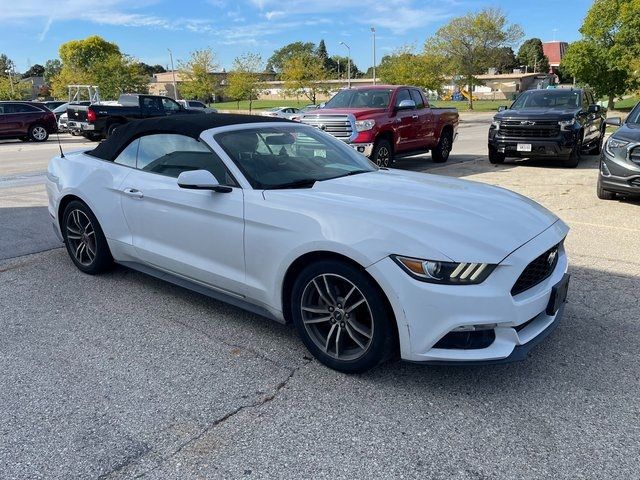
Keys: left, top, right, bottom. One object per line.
{"left": 29, "top": 125, "right": 49, "bottom": 142}
{"left": 62, "top": 200, "right": 113, "bottom": 274}
{"left": 291, "top": 260, "right": 397, "bottom": 373}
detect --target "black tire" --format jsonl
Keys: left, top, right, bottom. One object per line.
{"left": 28, "top": 124, "right": 49, "bottom": 142}
{"left": 488, "top": 147, "right": 506, "bottom": 164}
{"left": 432, "top": 130, "right": 452, "bottom": 163}
{"left": 19, "top": 136, "right": 30, "bottom": 142}
{"left": 290, "top": 260, "right": 397, "bottom": 373}
{"left": 83, "top": 133, "right": 102, "bottom": 142}
{"left": 106, "top": 122, "right": 122, "bottom": 138}
{"left": 596, "top": 176, "right": 616, "bottom": 200}
{"left": 372, "top": 138, "right": 393, "bottom": 167}
{"left": 62, "top": 200, "right": 113, "bottom": 274}
{"left": 564, "top": 134, "right": 583, "bottom": 168}
{"left": 590, "top": 131, "right": 605, "bottom": 155}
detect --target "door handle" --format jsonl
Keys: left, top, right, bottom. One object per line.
{"left": 123, "top": 188, "right": 144, "bottom": 199}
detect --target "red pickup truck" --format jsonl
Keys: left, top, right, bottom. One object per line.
{"left": 300, "top": 85, "right": 459, "bottom": 166}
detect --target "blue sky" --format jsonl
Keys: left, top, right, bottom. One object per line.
{"left": 0, "top": 0, "right": 594, "bottom": 73}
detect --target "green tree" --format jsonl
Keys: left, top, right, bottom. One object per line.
{"left": 93, "top": 55, "right": 149, "bottom": 99}
{"left": 59, "top": 35, "right": 121, "bottom": 71}
{"left": 226, "top": 53, "right": 264, "bottom": 112}
{"left": 0, "top": 76, "right": 31, "bottom": 100}
{"left": 517, "top": 38, "right": 550, "bottom": 73}
{"left": 328, "top": 55, "right": 360, "bottom": 78}
{"left": 179, "top": 48, "right": 219, "bottom": 101}
{"left": 282, "top": 52, "right": 327, "bottom": 104}
{"left": 492, "top": 47, "right": 518, "bottom": 73}
{"left": 267, "top": 41, "right": 315, "bottom": 74}
{"left": 427, "top": 8, "right": 523, "bottom": 109}
{"left": 316, "top": 39, "right": 331, "bottom": 71}
{"left": 43, "top": 59, "right": 62, "bottom": 82}
{"left": 378, "top": 46, "right": 450, "bottom": 91}
{"left": 560, "top": 0, "right": 640, "bottom": 108}
{"left": 22, "top": 64, "right": 45, "bottom": 78}
{"left": 136, "top": 63, "right": 167, "bottom": 77}
{"left": 0, "top": 54, "right": 14, "bottom": 76}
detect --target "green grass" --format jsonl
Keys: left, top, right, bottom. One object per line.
{"left": 611, "top": 97, "right": 639, "bottom": 112}
{"left": 211, "top": 98, "right": 510, "bottom": 112}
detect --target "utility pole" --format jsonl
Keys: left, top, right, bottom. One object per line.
{"left": 371, "top": 27, "right": 377, "bottom": 85}
{"left": 339, "top": 42, "right": 351, "bottom": 88}
{"left": 168, "top": 48, "right": 178, "bottom": 100}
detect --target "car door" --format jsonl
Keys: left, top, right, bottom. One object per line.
{"left": 409, "top": 89, "right": 433, "bottom": 148}
{"left": 392, "top": 89, "right": 417, "bottom": 152}
{"left": 579, "top": 92, "right": 596, "bottom": 144}
{"left": 161, "top": 97, "right": 183, "bottom": 116}
{"left": 119, "top": 133, "right": 246, "bottom": 295}
{"left": 586, "top": 91, "right": 602, "bottom": 142}
{"left": 0, "top": 104, "right": 7, "bottom": 136}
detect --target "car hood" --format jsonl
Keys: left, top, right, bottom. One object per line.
{"left": 496, "top": 108, "right": 578, "bottom": 121}
{"left": 263, "top": 169, "right": 560, "bottom": 264}
{"left": 610, "top": 123, "right": 640, "bottom": 142}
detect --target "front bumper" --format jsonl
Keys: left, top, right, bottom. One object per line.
{"left": 489, "top": 132, "right": 576, "bottom": 158}
{"left": 599, "top": 150, "right": 640, "bottom": 195}
{"left": 349, "top": 142, "right": 374, "bottom": 157}
{"left": 366, "top": 221, "right": 569, "bottom": 363}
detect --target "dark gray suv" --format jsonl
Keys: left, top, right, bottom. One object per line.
{"left": 598, "top": 102, "right": 640, "bottom": 199}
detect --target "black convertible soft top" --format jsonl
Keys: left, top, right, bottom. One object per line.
{"left": 88, "top": 113, "right": 292, "bottom": 161}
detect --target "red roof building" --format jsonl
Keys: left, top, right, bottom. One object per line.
{"left": 542, "top": 41, "right": 569, "bottom": 73}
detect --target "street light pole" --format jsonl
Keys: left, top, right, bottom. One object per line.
{"left": 339, "top": 41, "right": 351, "bottom": 88}
{"left": 167, "top": 48, "right": 178, "bottom": 100}
{"left": 370, "top": 27, "right": 376, "bottom": 85}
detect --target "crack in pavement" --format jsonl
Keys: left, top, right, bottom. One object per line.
{"left": 131, "top": 359, "right": 313, "bottom": 479}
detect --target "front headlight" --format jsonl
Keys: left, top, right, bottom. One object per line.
{"left": 355, "top": 119, "right": 376, "bottom": 132}
{"left": 391, "top": 255, "right": 496, "bottom": 285}
{"left": 558, "top": 118, "right": 576, "bottom": 130}
{"left": 604, "top": 137, "right": 629, "bottom": 157}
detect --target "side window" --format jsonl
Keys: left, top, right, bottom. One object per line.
{"left": 142, "top": 97, "right": 162, "bottom": 111}
{"left": 162, "top": 98, "right": 181, "bottom": 112}
{"left": 136, "top": 134, "right": 237, "bottom": 185}
{"left": 114, "top": 138, "right": 139, "bottom": 168}
{"left": 410, "top": 89, "right": 425, "bottom": 109}
{"left": 394, "top": 89, "right": 412, "bottom": 107}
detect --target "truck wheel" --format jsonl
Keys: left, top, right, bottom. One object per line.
{"left": 596, "top": 177, "right": 616, "bottom": 200}
{"left": 83, "top": 133, "right": 102, "bottom": 142}
{"left": 106, "top": 123, "right": 122, "bottom": 138}
{"left": 432, "top": 131, "right": 452, "bottom": 163}
{"left": 372, "top": 139, "right": 393, "bottom": 167}
{"left": 488, "top": 147, "right": 505, "bottom": 164}
{"left": 564, "top": 135, "right": 582, "bottom": 168}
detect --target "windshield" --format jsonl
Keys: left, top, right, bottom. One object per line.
{"left": 53, "top": 103, "right": 68, "bottom": 113}
{"left": 324, "top": 89, "right": 392, "bottom": 109}
{"left": 511, "top": 90, "right": 581, "bottom": 110}
{"left": 215, "top": 125, "right": 376, "bottom": 189}
{"left": 626, "top": 103, "right": 640, "bottom": 124}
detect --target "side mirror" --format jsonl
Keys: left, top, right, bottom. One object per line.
{"left": 588, "top": 104, "right": 601, "bottom": 114}
{"left": 177, "top": 170, "right": 232, "bottom": 192}
{"left": 605, "top": 117, "right": 622, "bottom": 127}
{"left": 396, "top": 99, "right": 416, "bottom": 110}
{"left": 319, "top": 102, "right": 326, "bottom": 109}
{"left": 498, "top": 105, "right": 508, "bottom": 112}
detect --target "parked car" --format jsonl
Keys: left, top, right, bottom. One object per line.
{"left": 0, "top": 101, "right": 57, "bottom": 142}
{"left": 597, "top": 102, "right": 640, "bottom": 199}
{"left": 46, "top": 114, "right": 569, "bottom": 373}
{"left": 261, "top": 107, "right": 301, "bottom": 120}
{"left": 300, "top": 85, "right": 459, "bottom": 166}
{"left": 53, "top": 102, "right": 92, "bottom": 132}
{"left": 43, "top": 101, "right": 66, "bottom": 110}
{"left": 177, "top": 99, "right": 218, "bottom": 114}
{"left": 66, "top": 94, "right": 198, "bottom": 140}
{"left": 488, "top": 88, "right": 606, "bottom": 167}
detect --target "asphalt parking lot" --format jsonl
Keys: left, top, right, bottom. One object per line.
{"left": 1, "top": 115, "right": 639, "bottom": 479}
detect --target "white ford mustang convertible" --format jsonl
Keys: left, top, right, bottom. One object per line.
{"left": 46, "top": 114, "right": 570, "bottom": 372}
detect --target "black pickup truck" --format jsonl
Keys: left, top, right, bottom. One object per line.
{"left": 67, "top": 94, "right": 198, "bottom": 140}
{"left": 488, "top": 88, "right": 606, "bottom": 167}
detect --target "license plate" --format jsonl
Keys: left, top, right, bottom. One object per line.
{"left": 546, "top": 273, "right": 570, "bottom": 315}
{"left": 517, "top": 143, "right": 532, "bottom": 152}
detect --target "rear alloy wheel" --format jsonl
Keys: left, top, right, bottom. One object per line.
{"left": 372, "top": 139, "right": 393, "bottom": 167}
{"left": 106, "top": 123, "right": 122, "bottom": 138}
{"left": 29, "top": 124, "right": 49, "bottom": 142}
{"left": 432, "top": 132, "right": 452, "bottom": 163}
{"left": 291, "top": 260, "right": 396, "bottom": 373}
{"left": 596, "top": 176, "right": 616, "bottom": 200}
{"left": 62, "top": 201, "right": 113, "bottom": 274}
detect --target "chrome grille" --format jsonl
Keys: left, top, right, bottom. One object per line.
{"left": 511, "top": 244, "right": 560, "bottom": 296}
{"left": 301, "top": 114, "right": 353, "bottom": 140}
{"left": 629, "top": 146, "right": 640, "bottom": 166}
{"left": 498, "top": 120, "right": 560, "bottom": 139}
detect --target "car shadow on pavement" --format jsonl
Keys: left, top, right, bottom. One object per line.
{"left": 0, "top": 206, "right": 62, "bottom": 260}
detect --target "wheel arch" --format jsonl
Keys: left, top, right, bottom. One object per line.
{"left": 439, "top": 124, "right": 454, "bottom": 141}
{"left": 280, "top": 250, "right": 399, "bottom": 351}
{"left": 57, "top": 194, "right": 89, "bottom": 231}
{"left": 375, "top": 129, "right": 394, "bottom": 153}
